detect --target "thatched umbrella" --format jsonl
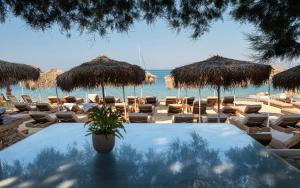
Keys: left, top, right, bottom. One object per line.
{"left": 0, "top": 59, "right": 40, "bottom": 86}
{"left": 171, "top": 56, "right": 272, "bottom": 120}
{"left": 272, "top": 65, "right": 300, "bottom": 92}
{"left": 0, "top": 59, "right": 40, "bottom": 96}
{"left": 57, "top": 55, "right": 145, "bottom": 102}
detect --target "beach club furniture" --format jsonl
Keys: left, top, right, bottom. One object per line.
{"left": 145, "top": 96, "right": 158, "bottom": 106}
{"left": 167, "top": 104, "right": 183, "bottom": 115}
{"left": 202, "top": 114, "right": 227, "bottom": 123}
{"left": 14, "top": 103, "right": 36, "bottom": 112}
{"left": 7, "top": 95, "right": 18, "bottom": 103}
{"left": 230, "top": 114, "right": 270, "bottom": 134}
{"left": 281, "top": 108, "right": 300, "bottom": 115}
{"left": 292, "top": 101, "right": 300, "bottom": 109}
{"left": 104, "top": 96, "right": 116, "bottom": 104}
{"left": 64, "top": 96, "right": 84, "bottom": 104}
{"left": 36, "top": 103, "right": 57, "bottom": 113}
{"left": 260, "top": 98, "right": 293, "bottom": 109}
{"left": 222, "top": 96, "right": 235, "bottom": 106}
{"left": 269, "top": 115, "right": 300, "bottom": 134}
{"left": 128, "top": 113, "right": 153, "bottom": 123}
{"left": 83, "top": 103, "right": 99, "bottom": 113}
{"left": 236, "top": 105, "right": 262, "bottom": 116}
{"left": 127, "top": 96, "right": 138, "bottom": 105}
{"left": 138, "top": 104, "right": 154, "bottom": 115}
{"left": 63, "top": 103, "right": 83, "bottom": 113}
{"left": 172, "top": 114, "right": 194, "bottom": 123}
{"left": 207, "top": 97, "right": 218, "bottom": 107}
{"left": 21, "top": 95, "right": 36, "bottom": 104}
{"left": 192, "top": 100, "right": 207, "bottom": 116}
{"left": 165, "top": 96, "right": 177, "bottom": 106}
{"left": 26, "top": 112, "right": 57, "bottom": 128}
{"left": 214, "top": 105, "right": 237, "bottom": 115}
{"left": 88, "top": 94, "right": 100, "bottom": 103}
{"left": 48, "top": 96, "right": 62, "bottom": 104}
{"left": 182, "top": 97, "right": 195, "bottom": 105}
{"left": 269, "top": 133, "right": 300, "bottom": 149}
{"left": 115, "top": 103, "right": 128, "bottom": 115}
{"left": 56, "top": 112, "right": 87, "bottom": 122}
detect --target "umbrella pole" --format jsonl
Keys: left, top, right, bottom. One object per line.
{"left": 267, "top": 81, "right": 271, "bottom": 127}
{"left": 55, "top": 86, "right": 61, "bottom": 111}
{"left": 21, "top": 86, "right": 24, "bottom": 96}
{"left": 38, "top": 89, "right": 42, "bottom": 102}
{"left": 198, "top": 88, "right": 201, "bottom": 123}
{"left": 217, "top": 85, "right": 221, "bottom": 123}
{"left": 122, "top": 86, "right": 126, "bottom": 103}
{"left": 233, "top": 88, "right": 236, "bottom": 107}
{"left": 101, "top": 83, "right": 105, "bottom": 105}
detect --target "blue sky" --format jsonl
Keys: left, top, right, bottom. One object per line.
{"left": 0, "top": 14, "right": 257, "bottom": 71}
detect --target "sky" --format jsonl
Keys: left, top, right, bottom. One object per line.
{"left": 0, "top": 14, "right": 261, "bottom": 71}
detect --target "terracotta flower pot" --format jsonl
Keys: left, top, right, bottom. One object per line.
{"left": 92, "top": 133, "right": 115, "bottom": 153}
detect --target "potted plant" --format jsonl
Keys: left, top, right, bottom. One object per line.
{"left": 85, "top": 106, "right": 126, "bottom": 153}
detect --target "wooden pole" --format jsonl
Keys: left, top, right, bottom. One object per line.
{"left": 217, "top": 85, "right": 221, "bottom": 123}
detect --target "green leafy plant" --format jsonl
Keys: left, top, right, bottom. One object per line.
{"left": 85, "top": 106, "right": 126, "bottom": 139}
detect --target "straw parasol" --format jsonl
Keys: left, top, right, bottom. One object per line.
{"left": 171, "top": 56, "right": 272, "bottom": 120}
{"left": 0, "top": 59, "right": 40, "bottom": 87}
{"left": 57, "top": 55, "right": 145, "bottom": 101}
{"left": 272, "top": 65, "right": 300, "bottom": 91}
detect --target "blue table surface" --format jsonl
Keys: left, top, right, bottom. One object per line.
{"left": 1, "top": 123, "right": 300, "bottom": 188}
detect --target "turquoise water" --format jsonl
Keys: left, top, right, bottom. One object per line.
{"left": 2, "top": 70, "right": 282, "bottom": 102}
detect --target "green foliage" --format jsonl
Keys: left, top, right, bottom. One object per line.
{"left": 0, "top": 0, "right": 299, "bottom": 61}
{"left": 85, "top": 106, "right": 126, "bottom": 139}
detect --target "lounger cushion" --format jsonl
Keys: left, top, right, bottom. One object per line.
{"left": 104, "top": 96, "right": 116, "bottom": 104}
{"left": 168, "top": 104, "right": 182, "bottom": 114}
{"left": 29, "top": 112, "right": 55, "bottom": 123}
{"left": 14, "top": 103, "right": 35, "bottom": 111}
{"left": 244, "top": 105, "right": 262, "bottom": 113}
{"left": 221, "top": 106, "right": 236, "bottom": 114}
{"left": 145, "top": 96, "right": 157, "bottom": 105}
{"left": 127, "top": 96, "right": 138, "bottom": 105}
{"left": 292, "top": 102, "right": 300, "bottom": 109}
{"left": 56, "top": 112, "right": 80, "bottom": 122}
{"left": 128, "top": 113, "right": 150, "bottom": 123}
{"left": 271, "top": 115, "right": 300, "bottom": 127}
{"left": 281, "top": 108, "right": 300, "bottom": 115}
{"left": 222, "top": 96, "right": 234, "bottom": 105}
{"left": 242, "top": 114, "right": 267, "bottom": 127}
{"left": 172, "top": 114, "right": 193, "bottom": 123}
{"left": 36, "top": 103, "right": 53, "bottom": 111}
{"left": 138, "top": 104, "right": 154, "bottom": 113}
{"left": 165, "top": 96, "right": 177, "bottom": 105}
{"left": 192, "top": 100, "right": 207, "bottom": 115}
{"left": 206, "top": 114, "right": 227, "bottom": 123}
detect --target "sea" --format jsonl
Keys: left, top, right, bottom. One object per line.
{"left": 2, "top": 70, "right": 284, "bottom": 102}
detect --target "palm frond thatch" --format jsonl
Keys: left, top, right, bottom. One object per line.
{"left": 57, "top": 56, "right": 145, "bottom": 92}
{"left": 272, "top": 65, "right": 300, "bottom": 91}
{"left": 144, "top": 72, "right": 157, "bottom": 85}
{"left": 25, "top": 69, "right": 64, "bottom": 90}
{"left": 171, "top": 56, "right": 272, "bottom": 89}
{"left": 0, "top": 59, "right": 40, "bottom": 86}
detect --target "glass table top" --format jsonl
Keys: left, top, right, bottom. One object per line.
{"left": 1, "top": 123, "right": 300, "bottom": 188}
